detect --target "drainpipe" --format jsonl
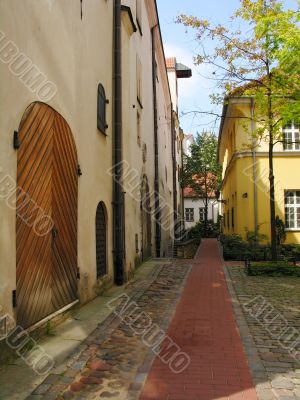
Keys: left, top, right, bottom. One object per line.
{"left": 113, "top": 0, "right": 124, "bottom": 285}
{"left": 151, "top": 25, "right": 161, "bottom": 257}
{"left": 171, "top": 108, "right": 178, "bottom": 239}
{"left": 251, "top": 97, "right": 258, "bottom": 239}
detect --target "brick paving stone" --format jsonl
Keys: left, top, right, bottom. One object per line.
{"left": 139, "top": 239, "right": 258, "bottom": 400}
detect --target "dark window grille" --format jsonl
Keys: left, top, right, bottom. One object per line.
{"left": 97, "top": 84, "right": 107, "bottom": 134}
{"left": 96, "top": 202, "right": 107, "bottom": 278}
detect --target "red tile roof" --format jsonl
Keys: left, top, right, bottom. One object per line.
{"left": 166, "top": 57, "right": 176, "bottom": 69}
{"left": 184, "top": 174, "right": 217, "bottom": 198}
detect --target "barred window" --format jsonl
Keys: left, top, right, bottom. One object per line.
{"left": 97, "top": 84, "right": 107, "bottom": 134}
{"left": 285, "top": 191, "right": 300, "bottom": 229}
{"left": 185, "top": 208, "right": 194, "bottom": 222}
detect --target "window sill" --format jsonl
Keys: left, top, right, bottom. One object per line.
{"left": 285, "top": 229, "right": 300, "bottom": 232}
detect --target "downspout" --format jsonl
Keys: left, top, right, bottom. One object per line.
{"left": 113, "top": 0, "right": 124, "bottom": 285}
{"left": 151, "top": 25, "right": 161, "bottom": 257}
{"left": 180, "top": 131, "right": 185, "bottom": 236}
{"left": 171, "top": 108, "right": 178, "bottom": 239}
{"left": 251, "top": 97, "right": 258, "bottom": 238}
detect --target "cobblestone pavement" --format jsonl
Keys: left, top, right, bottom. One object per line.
{"left": 25, "top": 262, "right": 191, "bottom": 400}
{"left": 225, "top": 263, "right": 300, "bottom": 400}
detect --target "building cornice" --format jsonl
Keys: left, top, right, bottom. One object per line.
{"left": 222, "top": 150, "right": 300, "bottom": 187}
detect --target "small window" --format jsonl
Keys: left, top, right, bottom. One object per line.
{"left": 232, "top": 207, "right": 234, "bottom": 228}
{"left": 185, "top": 208, "right": 194, "bottom": 222}
{"left": 199, "top": 207, "right": 205, "bottom": 222}
{"left": 283, "top": 121, "right": 300, "bottom": 150}
{"left": 96, "top": 202, "right": 107, "bottom": 278}
{"left": 285, "top": 190, "right": 300, "bottom": 229}
{"left": 227, "top": 210, "right": 230, "bottom": 228}
{"left": 97, "top": 84, "right": 107, "bottom": 134}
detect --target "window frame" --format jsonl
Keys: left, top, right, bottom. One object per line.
{"left": 199, "top": 207, "right": 205, "bottom": 222}
{"left": 283, "top": 122, "right": 300, "bottom": 151}
{"left": 285, "top": 190, "right": 300, "bottom": 230}
{"left": 185, "top": 208, "right": 194, "bottom": 222}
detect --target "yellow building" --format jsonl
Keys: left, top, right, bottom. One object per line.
{"left": 218, "top": 96, "right": 300, "bottom": 244}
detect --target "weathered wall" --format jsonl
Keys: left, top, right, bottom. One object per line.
{"left": 0, "top": 0, "right": 177, "bottom": 326}
{"left": 0, "top": 0, "right": 114, "bottom": 320}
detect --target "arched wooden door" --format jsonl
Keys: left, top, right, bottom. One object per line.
{"left": 141, "top": 177, "right": 152, "bottom": 260}
{"left": 16, "top": 102, "right": 78, "bottom": 329}
{"left": 96, "top": 202, "right": 107, "bottom": 278}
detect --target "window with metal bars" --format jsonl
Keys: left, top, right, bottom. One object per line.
{"left": 96, "top": 202, "right": 107, "bottom": 278}
{"left": 97, "top": 84, "right": 107, "bottom": 134}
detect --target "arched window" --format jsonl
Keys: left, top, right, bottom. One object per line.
{"left": 97, "top": 84, "right": 108, "bottom": 134}
{"left": 96, "top": 202, "right": 107, "bottom": 278}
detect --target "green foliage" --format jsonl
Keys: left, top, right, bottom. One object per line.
{"left": 281, "top": 244, "right": 300, "bottom": 260}
{"left": 188, "top": 220, "right": 219, "bottom": 239}
{"left": 245, "top": 228, "right": 268, "bottom": 248}
{"left": 183, "top": 131, "right": 222, "bottom": 235}
{"left": 275, "top": 215, "right": 286, "bottom": 246}
{"left": 177, "top": 1, "right": 300, "bottom": 133}
{"left": 221, "top": 233, "right": 271, "bottom": 261}
{"left": 221, "top": 234, "right": 249, "bottom": 260}
{"left": 177, "top": 0, "right": 300, "bottom": 260}
{"left": 187, "top": 224, "right": 202, "bottom": 240}
{"left": 247, "top": 261, "right": 300, "bottom": 276}
{"left": 183, "top": 131, "right": 221, "bottom": 193}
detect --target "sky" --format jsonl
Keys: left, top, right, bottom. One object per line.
{"left": 156, "top": 0, "right": 298, "bottom": 137}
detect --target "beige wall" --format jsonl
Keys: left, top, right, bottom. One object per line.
{"left": 0, "top": 0, "right": 177, "bottom": 324}
{"left": 121, "top": 0, "right": 156, "bottom": 271}
{"left": 0, "top": 0, "right": 115, "bottom": 319}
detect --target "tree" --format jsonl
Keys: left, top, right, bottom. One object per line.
{"left": 177, "top": 0, "right": 300, "bottom": 260}
{"left": 183, "top": 131, "right": 222, "bottom": 236}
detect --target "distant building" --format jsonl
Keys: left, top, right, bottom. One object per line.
{"left": 184, "top": 187, "right": 218, "bottom": 229}
{"left": 183, "top": 134, "right": 195, "bottom": 156}
{"left": 182, "top": 134, "right": 218, "bottom": 229}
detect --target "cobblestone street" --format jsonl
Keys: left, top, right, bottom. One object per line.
{"left": 2, "top": 242, "right": 300, "bottom": 400}
{"left": 24, "top": 262, "right": 191, "bottom": 400}
{"left": 226, "top": 263, "right": 300, "bottom": 400}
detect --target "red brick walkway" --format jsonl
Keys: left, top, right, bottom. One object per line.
{"left": 139, "top": 239, "right": 258, "bottom": 400}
